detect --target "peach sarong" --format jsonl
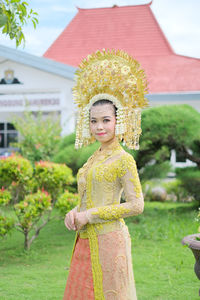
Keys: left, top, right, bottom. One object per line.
{"left": 63, "top": 226, "right": 137, "bottom": 300}
{"left": 63, "top": 235, "right": 94, "bottom": 299}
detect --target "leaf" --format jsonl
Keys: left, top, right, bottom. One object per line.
{"left": 0, "top": 14, "right": 8, "bottom": 27}
{"left": 33, "top": 17, "right": 38, "bottom": 24}
{"left": 22, "top": 2, "right": 29, "bottom": 6}
{"left": 32, "top": 19, "right": 36, "bottom": 29}
{"left": 19, "top": 4, "right": 27, "bottom": 16}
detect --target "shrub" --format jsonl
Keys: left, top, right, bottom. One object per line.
{"left": 142, "top": 180, "right": 167, "bottom": 202}
{"left": 0, "top": 215, "right": 14, "bottom": 238}
{"left": 0, "top": 155, "right": 75, "bottom": 249}
{"left": 53, "top": 133, "right": 99, "bottom": 174}
{"left": 12, "top": 110, "right": 61, "bottom": 163}
{"left": 35, "top": 161, "right": 74, "bottom": 202}
{"left": 15, "top": 190, "right": 52, "bottom": 250}
{"left": 140, "top": 161, "right": 172, "bottom": 181}
{"left": 56, "top": 190, "right": 79, "bottom": 216}
{"left": 76, "top": 142, "right": 99, "bottom": 169}
{"left": 53, "top": 144, "right": 81, "bottom": 175}
{"left": 0, "top": 154, "right": 33, "bottom": 203}
{"left": 162, "top": 179, "right": 191, "bottom": 202}
{"left": 176, "top": 167, "right": 200, "bottom": 203}
{"left": 0, "top": 188, "right": 12, "bottom": 205}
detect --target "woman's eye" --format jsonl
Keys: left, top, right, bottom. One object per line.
{"left": 91, "top": 120, "right": 96, "bottom": 123}
{"left": 103, "top": 119, "right": 110, "bottom": 123}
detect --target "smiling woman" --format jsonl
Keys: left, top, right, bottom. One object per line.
{"left": 62, "top": 49, "right": 148, "bottom": 299}
{"left": 89, "top": 100, "right": 117, "bottom": 150}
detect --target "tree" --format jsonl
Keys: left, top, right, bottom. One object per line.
{"left": 136, "top": 105, "right": 200, "bottom": 170}
{"left": 54, "top": 105, "right": 200, "bottom": 181}
{"left": 0, "top": 155, "right": 76, "bottom": 250}
{"left": 0, "top": 0, "right": 38, "bottom": 46}
{"left": 12, "top": 111, "right": 61, "bottom": 164}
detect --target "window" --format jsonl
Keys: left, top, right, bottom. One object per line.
{"left": 0, "top": 123, "right": 18, "bottom": 148}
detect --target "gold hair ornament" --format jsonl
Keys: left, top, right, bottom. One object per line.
{"left": 73, "top": 49, "right": 149, "bottom": 149}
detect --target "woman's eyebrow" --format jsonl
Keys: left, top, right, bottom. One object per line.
{"left": 91, "top": 116, "right": 111, "bottom": 119}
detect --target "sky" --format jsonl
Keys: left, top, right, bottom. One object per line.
{"left": 0, "top": 0, "right": 200, "bottom": 59}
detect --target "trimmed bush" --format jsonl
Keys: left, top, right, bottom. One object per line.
{"left": 35, "top": 161, "right": 74, "bottom": 202}
{"left": 0, "top": 155, "right": 75, "bottom": 249}
{"left": 176, "top": 167, "right": 200, "bottom": 203}
{"left": 0, "top": 215, "right": 14, "bottom": 237}
{"left": 56, "top": 190, "right": 79, "bottom": 216}
{"left": 0, "top": 188, "right": 12, "bottom": 205}
{"left": 15, "top": 190, "right": 52, "bottom": 250}
{"left": 0, "top": 155, "right": 33, "bottom": 203}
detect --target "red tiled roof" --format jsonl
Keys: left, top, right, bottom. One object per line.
{"left": 44, "top": 3, "right": 200, "bottom": 93}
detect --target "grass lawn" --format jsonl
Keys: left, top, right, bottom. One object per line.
{"left": 0, "top": 201, "right": 199, "bottom": 300}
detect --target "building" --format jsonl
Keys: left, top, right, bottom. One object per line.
{"left": 1, "top": 2, "right": 199, "bottom": 166}
{"left": 0, "top": 45, "right": 75, "bottom": 153}
{"left": 44, "top": 2, "right": 200, "bottom": 112}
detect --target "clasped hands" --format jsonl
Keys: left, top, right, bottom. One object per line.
{"left": 64, "top": 209, "right": 89, "bottom": 231}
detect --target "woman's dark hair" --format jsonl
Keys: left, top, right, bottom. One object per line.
{"left": 91, "top": 99, "right": 117, "bottom": 117}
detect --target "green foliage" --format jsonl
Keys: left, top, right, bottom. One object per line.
{"left": 0, "top": 154, "right": 33, "bottom": 203}
{"left": 14, "top": 190, "right": 52, "bottom": 250}
{"left": 12, "top": 111, "right": 61, "bottom": 164}
{"left": 15, "top": 190, "right": 51, "bottom": 230}
{"left": 0, "top": 187, "right": 11, "bottom": 205}
{"left": 142, "top": 180, "right": 167, "bottom": 202}
{"left": 35, "top": 161, "right": 74, "bottom": 202}
{"left": 57, "top": 132, "right": 76, "bottom": 147}
{"left": 53, "top": 144, "right": 80, "bottom": 175}
{"left": 0, "top": 202, "right": 199, "bottom": 299}
{"left": 176, "top": 167, "right": 200, "bottom": 203}
{"left": 0, "top": 0, "right": 38, "bottom": 46}
{"left": 0, "top": 154, "right": 75, "bottom": 249}
{"left": 76, "top": 142, "right": 99, "bottom": 169}
{"left": 53, "top": 133, "right": 99, "bottom": 174}
{"left": 162, "top": 179, "right": 189, "bottom": 202}
{"left": 137, "top": 105, "right": 200, "bottom": 169}
{"left": 140, "top": 161, "right": 172, "bottom": 181}
{"left": 56, "top": 190, "right": 79, "bottom": 216}
{"left": 0, "top": 215, "right": 14, "bottom": 237}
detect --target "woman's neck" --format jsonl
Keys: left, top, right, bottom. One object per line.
{"left": 99, "top": 137, "right": 118, "bottom": 151}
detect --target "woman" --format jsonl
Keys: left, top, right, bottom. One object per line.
{"left": 63, "top": 49, "right": 148, "bottom": 300}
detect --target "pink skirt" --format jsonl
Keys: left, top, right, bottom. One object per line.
{"left": 63, "top": 235, "right": 94, "bottom": 300}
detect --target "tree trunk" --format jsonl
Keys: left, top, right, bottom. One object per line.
{"left": 24, "top": 229, "right": 30, "bottom": 250}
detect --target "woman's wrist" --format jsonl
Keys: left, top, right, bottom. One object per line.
{"left": 85, "top": 210, "right": 90, "bottom": 224}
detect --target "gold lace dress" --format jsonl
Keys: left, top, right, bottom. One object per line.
{"left": 66, "top": 139, "right": 144, "bottom": 300}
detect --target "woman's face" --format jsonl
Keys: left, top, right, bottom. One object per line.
{"left": 90, "top": 104, "right": 116, "bottom": 146}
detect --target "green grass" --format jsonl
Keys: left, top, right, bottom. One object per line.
{"left": 0, "top": 202, "right": 199, "bottom": 300}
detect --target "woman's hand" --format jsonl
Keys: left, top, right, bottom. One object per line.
{"left": 74, "top": 211, "right": 89, "bottom": 231}
{"left": 64, "top": 208, "right": 77, "bottom": 231}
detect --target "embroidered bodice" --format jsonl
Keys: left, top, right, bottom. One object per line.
{"left": 76, "top": 138, "right": 144, "bottom": 237}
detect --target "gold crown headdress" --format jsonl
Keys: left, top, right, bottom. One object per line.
{"left": 73, "top": 49, "right": 149, "bottom": 149}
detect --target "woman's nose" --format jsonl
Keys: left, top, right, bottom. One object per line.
{"left": 97, "top": 122, "right": 103, "bottom": 129}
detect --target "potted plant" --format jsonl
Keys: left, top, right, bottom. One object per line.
{"left": 182, "top": 208, "right": 200, "bottom": 295}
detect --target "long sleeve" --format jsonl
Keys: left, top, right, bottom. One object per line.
{"left": 86, "top": 154, "right": 144, "bottom": 224}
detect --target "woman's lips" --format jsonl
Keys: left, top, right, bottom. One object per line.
{"left": 96, "top": 132, "right": 106, "bottom": 136}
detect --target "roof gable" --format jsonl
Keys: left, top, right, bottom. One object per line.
{"left": 43, "top": 3, "right": 200, "bottom": 93}
{"left": 44, "top": 3, "right": 174, "bottom": 66}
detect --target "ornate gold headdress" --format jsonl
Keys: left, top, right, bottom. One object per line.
{"left": 73, "top": 49, "right": 149, "bottom": 149}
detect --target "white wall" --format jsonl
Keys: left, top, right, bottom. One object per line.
{"left": 0, "top": 60, "right": 76, "bottom": 136}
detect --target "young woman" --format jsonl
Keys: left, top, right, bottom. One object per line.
{"left": 63, "top": 49, "right": 148, "bottom": 300}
